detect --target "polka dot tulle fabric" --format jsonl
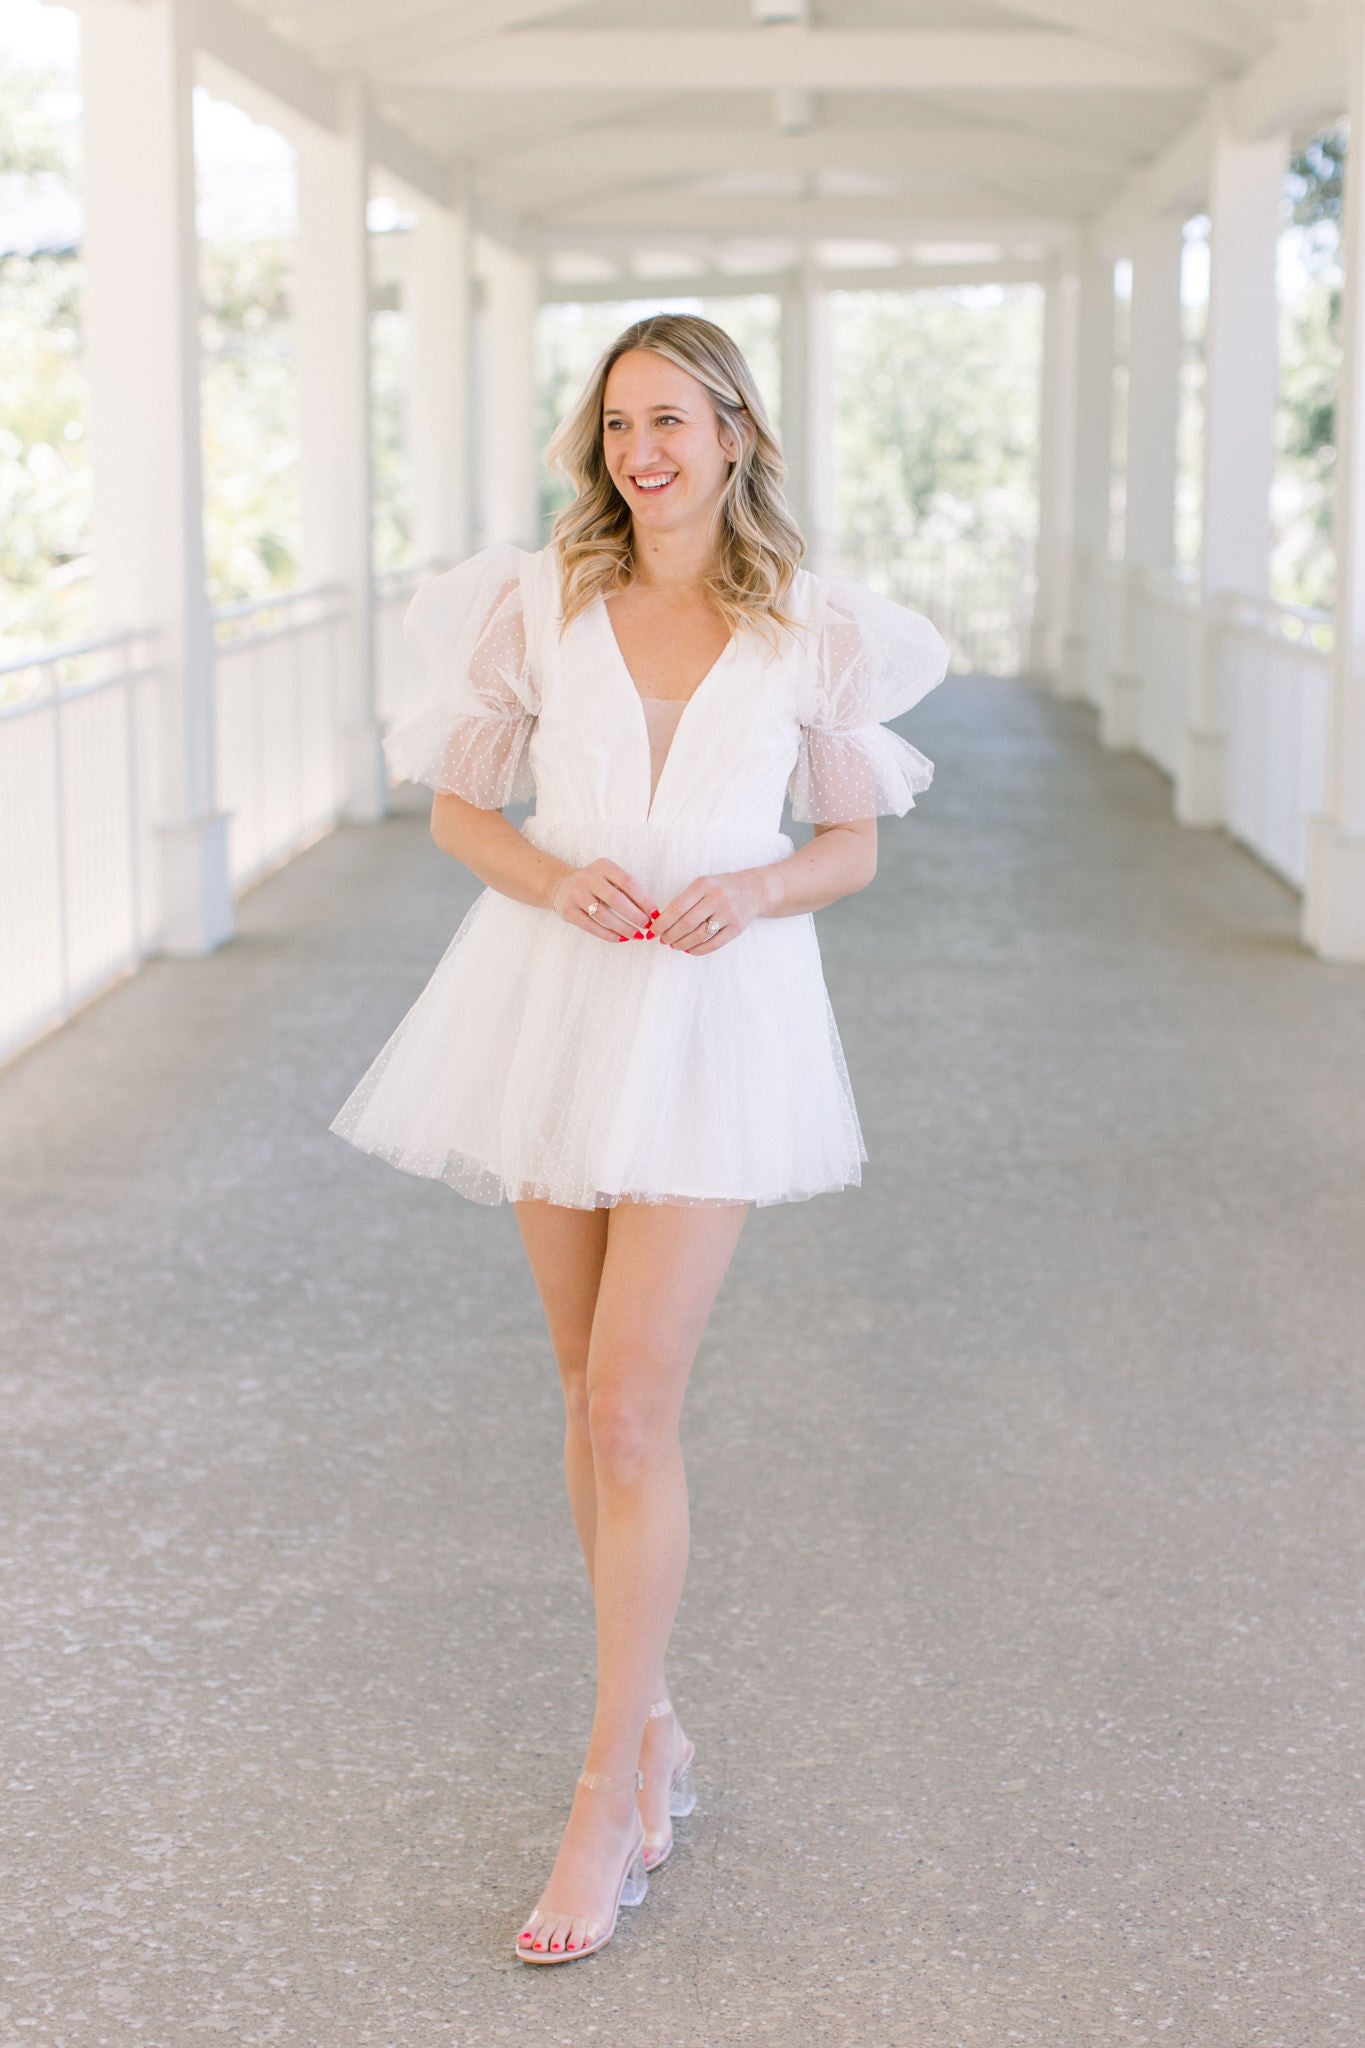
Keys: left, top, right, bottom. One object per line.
{"left": 330, "top": 543, "right": 950, "bottom": 1210}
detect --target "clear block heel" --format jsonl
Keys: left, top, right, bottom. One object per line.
{"left": 515, "top": 1766, "right": 649, "bottom": 1964}
{"left": 641, "top": 1698, "right": 698, "bottom": 1872}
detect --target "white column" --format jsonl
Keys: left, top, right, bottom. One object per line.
{"left": 1303, "top": 19, "right": 1365, "bottom": 958}
{"left": 1107, "top": 212, "right": 1183, "bottom": 748}
{"left": 409, "top": 169, "right": 473, "bottom": 569}
{"left": 1179, "top": 88, "right": 1286, "bottom": 825}
{"left": 80, "top": 0, "right": 232, "bottom": 956}
{"left": 1029, "top": 267, "right": 1080, "bottom": 687}
{"left": 297, "top": 78, "right": 385, "bottom": 823}
{"left": 1062, "top": 233, "right": 1116, "bottom": 703}
{"left": 780, "top": 248, "right": 835, "bottom": 575}
{"left": 475, "top": 235, "right": 539, "bottom": 549}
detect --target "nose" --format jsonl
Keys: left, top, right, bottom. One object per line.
{"left": 622, "top": 433, "right": 664, "bottom": 473}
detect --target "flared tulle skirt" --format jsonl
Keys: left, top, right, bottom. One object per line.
{"left": 328, "top": 811, "right": 869, "bottom": 1208}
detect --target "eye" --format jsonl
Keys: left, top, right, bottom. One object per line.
{"left": 656, "top": 415, "right": 682, "bottom": 426}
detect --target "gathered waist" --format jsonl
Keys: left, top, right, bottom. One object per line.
{"left": 521, "top": 811, "right": 795, "bottom": 874}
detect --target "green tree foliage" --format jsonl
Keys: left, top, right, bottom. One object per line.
{"left": 0, "top": 50, "right": 88, "bottom": 650}
{"left": 198, "top": 234, "right": 299, "bottom": 604}
{"left": 832, "top": 284, "right": 1041, "bottom": 561}
{"left": 1274, "top": 121, "right": 1345, "bottom": 611}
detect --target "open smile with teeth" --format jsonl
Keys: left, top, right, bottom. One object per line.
{"left": 631, "top": 472, "right": 678, "bottom": 492}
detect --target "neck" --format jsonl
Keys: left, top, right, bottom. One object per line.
{"left": 629, "top": 522, "right": 718, "bottom": 591}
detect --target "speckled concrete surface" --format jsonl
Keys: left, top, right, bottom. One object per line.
{"left": 2, "top": 678, "right": 1363, "bottom": 2048}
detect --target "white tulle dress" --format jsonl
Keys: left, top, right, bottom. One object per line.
{"left": 328, "top": 542, "right": 950, "bottom": 1209}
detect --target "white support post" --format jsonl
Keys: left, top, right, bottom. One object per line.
{"left": 297, "top": 77, "right": 385, "bottom": 823}
{"left": 475, "top": 235, "right": 539, "bottom": 549}
{"left": 80, "top": 0, "right": 233, "bottom": 956}
{"left": 1061, "top": 233, "right": 1116, "bottom": 703}
{"left": 1108, "top": 212, "right": 1183, "bottom": 749}
{"left": 780, "top": 249, "right": 835, "bottom": 573}
{"left": 410, "top": 169, "right": 473, "bottom": 570}
{"left": 1181, "top": 88, "right": 1286, "bottom": 826}
{"left": 1304, "top": 26, "right": 1365, "bottom": 958}
{"left": 1029, "top": 267, "right": 1080, "bottom": 688}
{"left": 777, "top": 256, "right": 834, "bottom": 581}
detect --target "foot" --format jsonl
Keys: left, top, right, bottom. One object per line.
{"left": 637, "top": 1703, "right": 690, "bottom": 1869}
{"left": 516, "top": 1773, "right": 642, "bottom": 1957}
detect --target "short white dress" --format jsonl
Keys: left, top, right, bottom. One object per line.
{"left": 328, "top": 542, "right": 949, "bottom": 1209}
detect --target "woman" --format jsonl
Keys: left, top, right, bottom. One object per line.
{"left": 329, "top": 312, "right": 950, "bottom": 1963}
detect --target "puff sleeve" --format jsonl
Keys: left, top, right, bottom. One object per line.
{"left": 382, "top": 544, "right": 539, "bottom": 808}
{"left": 787, "top": 576, "right": 950, "bottom": 824}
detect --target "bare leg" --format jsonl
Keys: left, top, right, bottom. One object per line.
{"left": 513, "top": 1199, "right": 609, "bottom": 1580}
{"left": 512, "top": 1196, "right": 749, "bottom": 1955}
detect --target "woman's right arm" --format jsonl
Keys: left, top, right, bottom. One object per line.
{"left": 430, "top": 794, "right": 658, "bottom": 939}
{"left": 429, "top": 792, "right": 571, "bottom": 910}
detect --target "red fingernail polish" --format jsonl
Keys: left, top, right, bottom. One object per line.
{"left": 634, "top": 930, "right": 644, "bottom": 938}
{"left": 618, "top": 935, "right": 626, "bottom": 942}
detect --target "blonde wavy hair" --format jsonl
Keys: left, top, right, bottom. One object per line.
{"left": 545, "top": 312, "right": 808, "bottom": 655}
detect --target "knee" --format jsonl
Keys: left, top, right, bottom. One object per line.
{"left": 562, "top": 1371, "right": 591, "bottom": 1436}
{"left": 585, "top": 1381, "right": 674, "bottom": 1483}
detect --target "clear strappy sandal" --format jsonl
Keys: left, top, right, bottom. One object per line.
{"left": 515, "top": 1766, "right": 650, "bottom": 1964}
{"left": 639, "top": 1697, "right": 698, "bottom": 1873}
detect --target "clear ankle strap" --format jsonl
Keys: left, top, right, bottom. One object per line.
{"left": 578, "top": 1765, "right": 645, "bottom": 1792}
{"left": 646, "top": 1698, "right": 673, "bottom": 1719}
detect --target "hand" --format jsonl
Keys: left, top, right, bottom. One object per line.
{"left": 550, "top": 859, "right": 660, "bottom": 943}
{"left": 653, "top": 869, "right": 770, "bottom": 955}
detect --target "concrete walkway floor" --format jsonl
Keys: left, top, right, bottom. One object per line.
{"left": 2, "top": 677, "right": 1363, "bottom": 2048}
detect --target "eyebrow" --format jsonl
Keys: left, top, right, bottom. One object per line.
{"left": 603, "top": 404, "right": 692, "bottom": 416}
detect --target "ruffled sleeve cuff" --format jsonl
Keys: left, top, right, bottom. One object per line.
{"left": 787, "top": 576, "right": 950, "bottom": 824}
{"left": 384, "top": 544, "right": 539, "bottom": 808}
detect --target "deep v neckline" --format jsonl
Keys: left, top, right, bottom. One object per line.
{"left": 596, "top": 598, "right": 735, "bottom": 821}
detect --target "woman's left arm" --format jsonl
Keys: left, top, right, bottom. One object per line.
{"left": 748, "top": 822, "right": 877, "bottom": 916}
{"left": 652, "top": 823, "right": 875, "bottom": 950}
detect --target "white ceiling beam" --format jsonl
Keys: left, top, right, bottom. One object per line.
{"left": 534, "top": 213, "right": 1074, "bottom": 255}
{"left": 539, "top": 190, "right": 1087, "bottom": 235}
{"left": 366, "top": 105, "right": 455, "bottom": 208}
{"left": 314, "top": 0, "right": 586, "bottom": 71}
{"left": 373, "top": 29, "right": 1211, "bottom": 92}
{"left": 540, "top": 257, "right": 1051, "bottom": 304}
{"left": 191, "top": 0, "right": 455, "bottom": 199}
{"left": 971, "top": 0, "right": 1228, "bottom": 80}
{"left": 192, "top": 0, "right": 338, "bottom": 134}
{"left": 1231, "top": 0, "right": 1349, "bottom": 141}
{"left": 475, "top": 124, "right": 1131, "bottom": 190}
{"left": 1095, "top": 0, "right": 1351, "bottom": 237}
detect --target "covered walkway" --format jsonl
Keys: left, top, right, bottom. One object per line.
{"left": 3, "top": 678, "right": 1361, "bottom": 2044}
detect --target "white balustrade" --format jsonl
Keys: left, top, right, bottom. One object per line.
{"left": 374, "top": 557, "right": 451, "bottom": 734}
{"left": 1069, "top": 544, "right": 1332, "bottom": 890}
{"left": 832, "top": 536, "right": 1036, "bottom": 676}
{"left": 1127, "top": 566, "right": 1201, "bottom": 778}
{"left": 211, "top": 583, "right": 348, "bottom": 889}
{"left": 1216, "top": 594, "right": 1332, "bottom": 889}
{"left": 0, "top": 627, "right": 163, "bottom": 1064}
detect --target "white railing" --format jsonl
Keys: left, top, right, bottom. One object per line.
{"left": 0, "top": 626, "right": 164, "bottom": 1065}
{"left": 1084, "top": 557, "right": 1123, "bottom": 718}
{"left": 375, "top": 556, "right": 450, "bottom": 735}
{"left": 1127, "top": 566, "right": 1201, "bottom": 778}
{"left": 1215, "top": 594, "right": 1332, "bottom": 890}
{"left": 1071, "top": 546, "right": 1334, "bottom": 894}
{"left": 211, "top": 582, "right": 347, "bottom": 890}
{"left": 832, "top": 536, "right": 1036, "bottom": 676}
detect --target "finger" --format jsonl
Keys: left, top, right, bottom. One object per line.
{"left": 594, "top": 880, "right": 653, "bottom": 938}
{"left": 597, "top": 865, "right": 659, "bottom": 928}
{"left": 654, "top": 895, "right": 702, "bottom": 946}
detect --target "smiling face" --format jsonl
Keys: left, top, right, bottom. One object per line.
{"left": 601, "top": 349, "right": 740, "bottom": 538}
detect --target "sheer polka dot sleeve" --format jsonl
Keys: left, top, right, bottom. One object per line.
{"left": 788, "top": 577, "right": 950, "bottom": 824}
{"left": 383, "top": 544, "right": 539, "bottom": 808}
